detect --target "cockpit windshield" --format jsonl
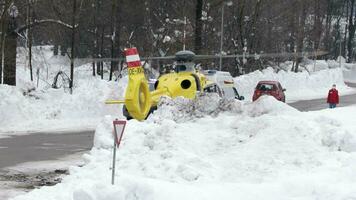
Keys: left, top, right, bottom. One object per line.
{"left": 174, "top": 62, "right": 195, "bottom": 72}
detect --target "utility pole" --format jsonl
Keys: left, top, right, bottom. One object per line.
{"left": 183, "top": 16, "right": 186, "bottom": 51}
{"left": 340, "top": 21, "right": 347, "bottom": 68}
{"left": 219, "top": 3, "right": 224, "bottom": 71}
{"left": 109, "top": 0, "right": 117, "bottom": 81}
{"left": 70, "top": 0, "right": 77, "bottom": 94}
{"left": 219, "top": 1, "right": 232, "bottom": 71}
{"left": 339, "top": 38, "right": 342, "bottom": 68}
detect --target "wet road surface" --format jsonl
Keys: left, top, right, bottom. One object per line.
{"left": 0, "top": 131, "right": 94, "bottom": 169}
{"left": 289, "top": 93, "right": 356, "bottom": 111}
{"left": 289, "top": 82, "right": 356, "bottom": 111}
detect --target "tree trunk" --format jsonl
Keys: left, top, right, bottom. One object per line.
{"left": 109, "top": 0, "right": 117, "bottom": 81}
{"left": 3, "top": 8, "right": 18, "bottom": 86}
{"left": 313, "top": 0, "right": 324, "bottom": 51}
{"left": 69, "top": 0, "right": 77, "bottom": 93}
{"left": 100, "top": 26, "right": 104, "bottom": 80}
{"left": 28, "top": 0, "right": 33, "bottom": 81}
{"left": 3, "top": 29, "right": 17, "bottom": 85}
{"left": 92, "top": 0, "right": 99, "bottom": 77}
{"left": 294, "top": 1, "right": 307, "bottom": 72}
{"left": 194, "top": 0, "right": 203, "bottom": 54}
{"left": 0, "top": 17, "right": 3, "bottom": 84}
{"left": 347, "top": 0, "right": 355, "bottom": 63}
{"left": 248, "top": 0, "right": 262, "bottom": 52}
{"left": 324, "top": 0, "right": 333, "bottom": 52}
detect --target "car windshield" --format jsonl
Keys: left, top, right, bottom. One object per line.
{"left": 257, "top": 83, "right": 275, "bottom": 91}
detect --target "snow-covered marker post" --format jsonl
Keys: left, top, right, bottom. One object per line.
{"left": 111, "top": 119, "right": 126, "bottom": 185}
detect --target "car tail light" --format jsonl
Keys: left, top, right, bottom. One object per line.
{"left": 224, "top": 80, "right": 234, "bottom": 85}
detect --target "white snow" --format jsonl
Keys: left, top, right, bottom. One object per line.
{"left": 343, "top": 64, "right": 356, "bottom": 83}
{"left": 2, "top": 46, "right": 356, "bottom": 199}
{"left": 0, "top": 46, "right": 125, "bottom": 135}
{"left": 10, "top": 96, "right": 356, "bottom": 200}
{"left": 1, "top": 152, "right": 86, "bottom": 200}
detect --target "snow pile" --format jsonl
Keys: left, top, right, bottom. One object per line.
{"left": 11, "top": 97, "right": 356, "bottom": 200}
{"left": 149, "top": 93, "right": 242, "bottom": 122}
{"left": 150, "top": 95, "right": 295, "bottom": 123}
{"left": 0, "top": 72, "right": 124, "bottom": 134}
{"left": 234, "top": 67, "right": 355, "bottom": 102}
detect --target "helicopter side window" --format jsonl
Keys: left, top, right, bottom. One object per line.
{"left": 204, "top": 85, "right": 216, "bottom": 93}
{"left": 175, "top": 64, "right": 187, "bottom": 72}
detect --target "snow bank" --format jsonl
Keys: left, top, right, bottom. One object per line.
{"left": 0, "top": 74, "right": 123, "bottom": 134}
{"left": 12, "top": 97, "right": 356, "bottom": 200}
{"left": 0, "top": 46, "right": 126, "bottom": 134}
{"left": 343, "top": 64, "right": 356, "bottom": 83}
{"left": 234, "top": 67, "right": 355, "bottom": 102}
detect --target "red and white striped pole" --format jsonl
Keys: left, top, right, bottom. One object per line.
{"left": 125, "top": 48, "right": 141, "bottom": 68}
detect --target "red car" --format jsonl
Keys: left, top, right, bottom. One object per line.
{"left": 252, "top": 81, "right": 286, "bottom": 102}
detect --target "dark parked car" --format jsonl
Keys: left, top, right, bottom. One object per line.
{"left": 252, "top": 81, "right": 286, "bottom": 102}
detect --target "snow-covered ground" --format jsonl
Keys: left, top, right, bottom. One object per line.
{"left": 1, "top": 152, "right": 85, "bottom": 200}
{"left": 0, "top": 46, "right": 125, "bottom": 135}
{"left": 2, "top": 46, "right": 356, "bottom": 199}
{"left": 343, "top": 63, "right": 356, "bottom": 83}
{"left": 10, "top": 96, "right": 356, "bottom": 200}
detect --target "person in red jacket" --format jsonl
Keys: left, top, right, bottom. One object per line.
{"left": 327, "top": 84, "right": 339, "bottom": 109}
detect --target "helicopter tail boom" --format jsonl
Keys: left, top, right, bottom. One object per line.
{"left": 123, "top": 48, "right": 152, "bottom": 120}
{"left": 105, "top": 100, "right": 125, "bottom": 104}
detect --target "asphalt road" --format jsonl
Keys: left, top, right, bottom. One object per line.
{"left": 289, "top": 82, "right": 356, "bottom": 111}
{"left": 0, "top": 83, "right": 355, "bottom": 171}
{"left": 289, "top": 93, "right": 356, "bottom": 111}
{"left": 0, "top": 131, "right": 94, "bottom": 169}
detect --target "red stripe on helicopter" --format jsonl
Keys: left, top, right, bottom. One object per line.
{"left": 125, "top": 47, "right": 141, "bottom": 68}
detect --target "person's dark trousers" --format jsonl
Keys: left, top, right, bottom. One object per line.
{"left": 329, "top": 103, "right": 336, "bottom": 109}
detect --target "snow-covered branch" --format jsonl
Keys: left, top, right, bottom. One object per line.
{"left": 17, "top": 19, "right": 78, "bottom": 33}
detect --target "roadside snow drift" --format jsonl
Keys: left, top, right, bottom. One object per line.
{"left": 0, "top": 70, "right": 124, "bottom": 134}
{"left": 0, "top": 46, "right": 126, "bottom": 134}
{"left": 234, "top": 67, "right": 355, "bottom": 102}
{"left": 11, "top": 96, "right": 356, "bottom": 200}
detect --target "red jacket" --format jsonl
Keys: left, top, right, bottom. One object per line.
{"left": 327, "top": 88, "right": 339, "bottom": 104}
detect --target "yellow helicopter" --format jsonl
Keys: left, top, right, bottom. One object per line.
{"left": 105, "top": 47, "right": 218, "bottom": 121}
{"left": 101, "top": 47, "right": 328, "bottom": 121}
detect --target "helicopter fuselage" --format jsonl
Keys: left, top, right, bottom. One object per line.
{"left": 151, "top": 71, "right": 209, "bottom": 106}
